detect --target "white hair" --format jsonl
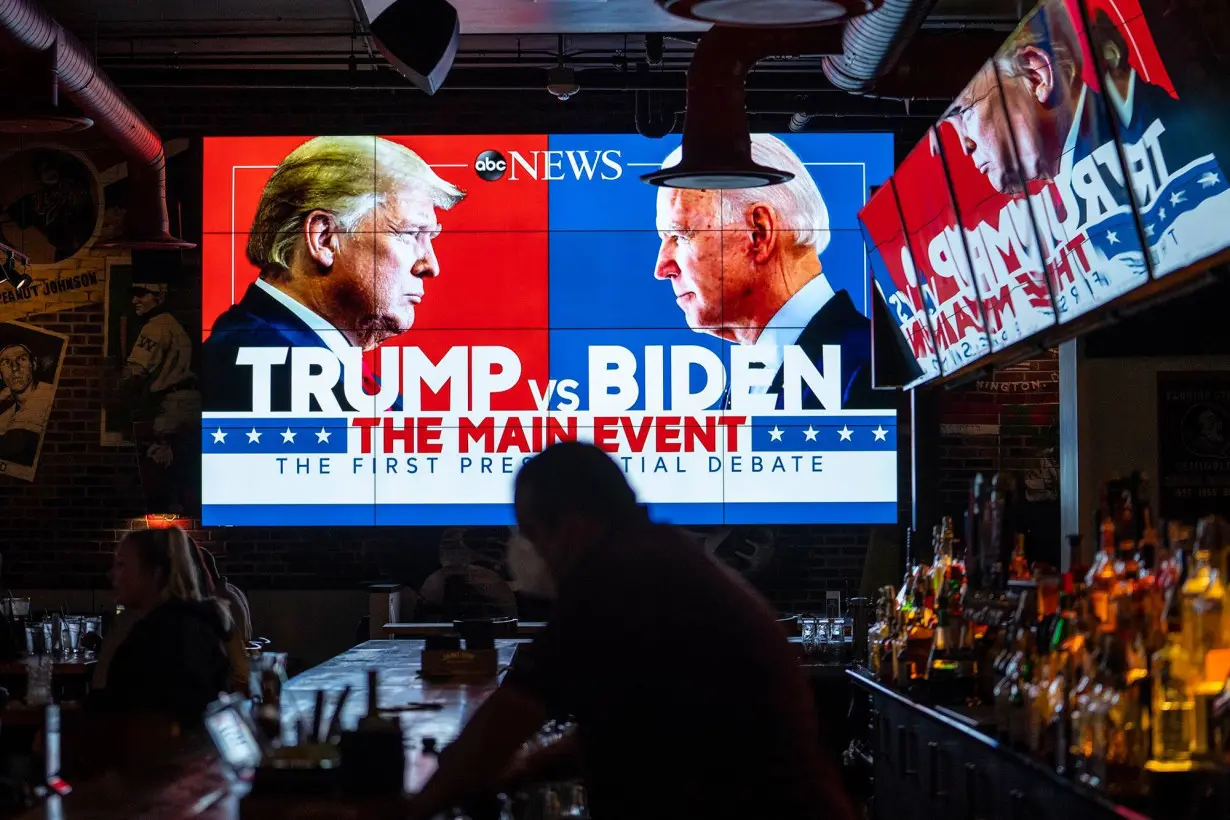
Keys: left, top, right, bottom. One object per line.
{"left": 660, "top": 134, "right": 831, "bottom": 257}
{"left": 248, "top": 135, "right": 466, "bottom": 277}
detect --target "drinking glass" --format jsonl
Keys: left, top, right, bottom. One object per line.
{"left": 27, "top": 656, "right": 53, "bottom": 705}
{"left": 61, "top": 617, "right": 83, "bottom": 656}
{"left": 24, "top": 624, "right": 42, "bottom": 656}
{"left": 800, "top": 616, "right": 816, "bottom": 655}
{"left": 562, "top": 783, "right": 588, "bottom": 818}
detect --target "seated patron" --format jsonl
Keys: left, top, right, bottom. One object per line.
{"left": 196, "top": 545, "right": 252, "bottom": 643}
{"left": 186, "top": 538, "right": 251, "bottom": 695}
{"left": 91, "top": 527, "right": 233, "bottom": 726}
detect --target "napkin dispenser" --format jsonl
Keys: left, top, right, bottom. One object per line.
{"left": 421, "top": 633, "right": 498, "bottom": 680}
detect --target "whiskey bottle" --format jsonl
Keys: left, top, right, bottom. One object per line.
{"left": 1180, "top": 540, "right": 1226, "bottom": 665}
{"left": 1150, "top": 632, "right": 1195, "bottom": 766}
{"left": 1089, "top": 516, "right": 1118, "bottom": 633}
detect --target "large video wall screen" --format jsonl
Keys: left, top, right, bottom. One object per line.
{"left": 864, "top": 0, "right": 1230, "bottom": 385}
{"left": 201, "top": 133, "right": 898, "bottom": 526}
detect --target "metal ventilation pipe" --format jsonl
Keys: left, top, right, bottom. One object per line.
{"left": 822, "top": 0, "right": 941, "bottom": 93}
{"left": 0, "top": 0, "right": 192, "bottom": 249}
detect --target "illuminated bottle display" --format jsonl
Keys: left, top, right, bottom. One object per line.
{"left": 867, "top": 471, "right": 1230, "bottom": 795}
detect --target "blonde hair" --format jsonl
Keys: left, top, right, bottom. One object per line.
{"left": 120, "top": 527, "right": 228, "bottom": 625}
{"left": 246, "top": 136, "right": 467, "bottom": 278}
{"left": 660, "top": 134, "right": 832, "bottom": 257}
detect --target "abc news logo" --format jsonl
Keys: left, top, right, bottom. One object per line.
{"left": 473, "top": 149, "right": 624, "bottom": 182}
{"left": 474, "top": 150, "right": 509, "bottom": 181}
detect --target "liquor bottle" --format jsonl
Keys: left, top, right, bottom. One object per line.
{"left": 869, "top": 586, "right": 895, "bottom": 680}
{"left": 933, "top": 518, "right": 955, "bottom": 602}
{"left": 1138, "top": 512, "right": 1159, "bottom": 579}
{"left": 926, "top": 603, "right": 953, "bottom": 681}
{"left": 967, "top": 474, "right": 983, "bottom": 589}
{"left": 1009, "top": 534, "right": 1030, "bottom": 581}
{"left": 994, "top": 626, "right": 1023, "bottom": 743}
{"left": 1160, "top": 523, "right": 1192, "bottom": 634}
{"left": 1047, "top": 595, "right": 1079, "bottom": 775}
{"left": 1080, "top": 672, "right": 1109, "bottom": 789}
{"left": 1027, "top": 651, "right": 1054, "bottom": 760}
{"left": 1150, "top": 632, "right": 1194, "bottom": 765}
{"left": 1100, "top": 637, "right": 1147, "bottom": 796}
{"left": 1110, "top": 538, "right": 1138, "bottom": 637}
{"left": 1180, "top": 532, "right": 1226, "bottom": 665}
{"left": 1089, "top": 516, "right": 1118, "bottom": 632}
{"left": 1068, "top": 636, "right": 1098, "bottom": 781}
{"left": 891, "top": 617, "right": 908, "bottom": 686}
{"left": 989, "top": 474, "right": 1016, "bottom": 587}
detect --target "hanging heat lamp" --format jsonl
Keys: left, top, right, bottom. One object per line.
{"left": 0, "top": 45, "right": 93, "bottom": 135}
{"left": 641, "top": 24, "right": 846, "bottom": 189}
{"left": 657, "top": 0, "right": 880, "bottom": 27}
{"left": 644, "top": 0, "right": 881, "bottom": 189}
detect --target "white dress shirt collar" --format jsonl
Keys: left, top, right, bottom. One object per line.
{"left": 1106, "top": 69, "right": 1137, "bottom": 128}
{"left": 745, "top": 273, "right": 835, "bottom": 395}
{"left": 1059, "top": 83, "right": 1090, "bottom": 184}
{"left": 253, "top": 278, "right": 353, "bottom": 359}
{"left": 756, "top": 273, "right": 835, "bottom": 352}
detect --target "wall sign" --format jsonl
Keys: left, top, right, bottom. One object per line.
{"left": 1157, "top": 371, "right": 1230, "bottom": 519}
{"left": 0, "top": 145, "right": 107, "bottom": 321}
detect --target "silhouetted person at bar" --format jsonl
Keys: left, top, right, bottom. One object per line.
{"left": 407, "top": 442, "right": 856, "bottom": 820}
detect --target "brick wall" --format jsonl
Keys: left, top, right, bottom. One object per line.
{"left": 0, "top": 88, "right": 925, "bottom": 613}
{"left": 935, "top": 350, "right": 1062, "bottom": 564}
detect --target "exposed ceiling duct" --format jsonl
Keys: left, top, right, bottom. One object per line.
{"left": 0, "top": 0, "right": 192, "bottom": 249}
{"left": 822, "top": 0, "right": 943, "bottom": 93}
{"left": 641, "top": 23, "right": 850, "bottom": 189}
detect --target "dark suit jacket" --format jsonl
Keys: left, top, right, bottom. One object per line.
{"left": 203, "top": 283, "right": 394, "bottom": 413}
{"left": 766, "top": 289, "right": 888, "bottom": 411}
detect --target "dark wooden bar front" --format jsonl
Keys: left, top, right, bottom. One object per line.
{"left": 848, "top": 669, "right": 1151, "bottom": 820}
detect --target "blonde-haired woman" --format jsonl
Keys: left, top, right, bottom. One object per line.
{"left": 95, "top": 526, "right": 234, "bottom": 725}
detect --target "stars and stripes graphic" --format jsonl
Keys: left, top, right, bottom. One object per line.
{"left": 1085, "top": 156, "right": 1228, "bottom": 273}
{"left": 748, "top": 416, "right": 896, "bottom": 452}
{"left": 202, "top": 418, "right": 349, "bottom": 454}
{"left": 1138, "top": 159, "right": 1224, "bottom": 246}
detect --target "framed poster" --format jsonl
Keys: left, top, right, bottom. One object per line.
{"left": 0, "top": 320, "right": 68, "bottom": 482}
{"left": 1157, "top": 371, "right": 1230, "bottom": 519}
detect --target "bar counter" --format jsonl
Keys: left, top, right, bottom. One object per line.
{"left": 14, "top": 639, "right": 520, "bottom": 819}
{"left": 847, "top": 668, "right": 1157, "bottom": 820}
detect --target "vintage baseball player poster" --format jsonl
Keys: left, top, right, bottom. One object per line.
{"left": 0, "top": 320, "right": 67, "bottom": 482}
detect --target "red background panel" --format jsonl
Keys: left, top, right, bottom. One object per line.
{"left": 201, "top": 135, "right": 549, "bottom": 333}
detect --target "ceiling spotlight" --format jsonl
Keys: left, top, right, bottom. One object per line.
{"left": 0, "top": 245, "right": 32, "bottom": 293}
{"left": 657, "top": 0, "right": 881, "bottom": 27}
{"left": 788, "top": 113, "right": 812, "bottom": 132}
